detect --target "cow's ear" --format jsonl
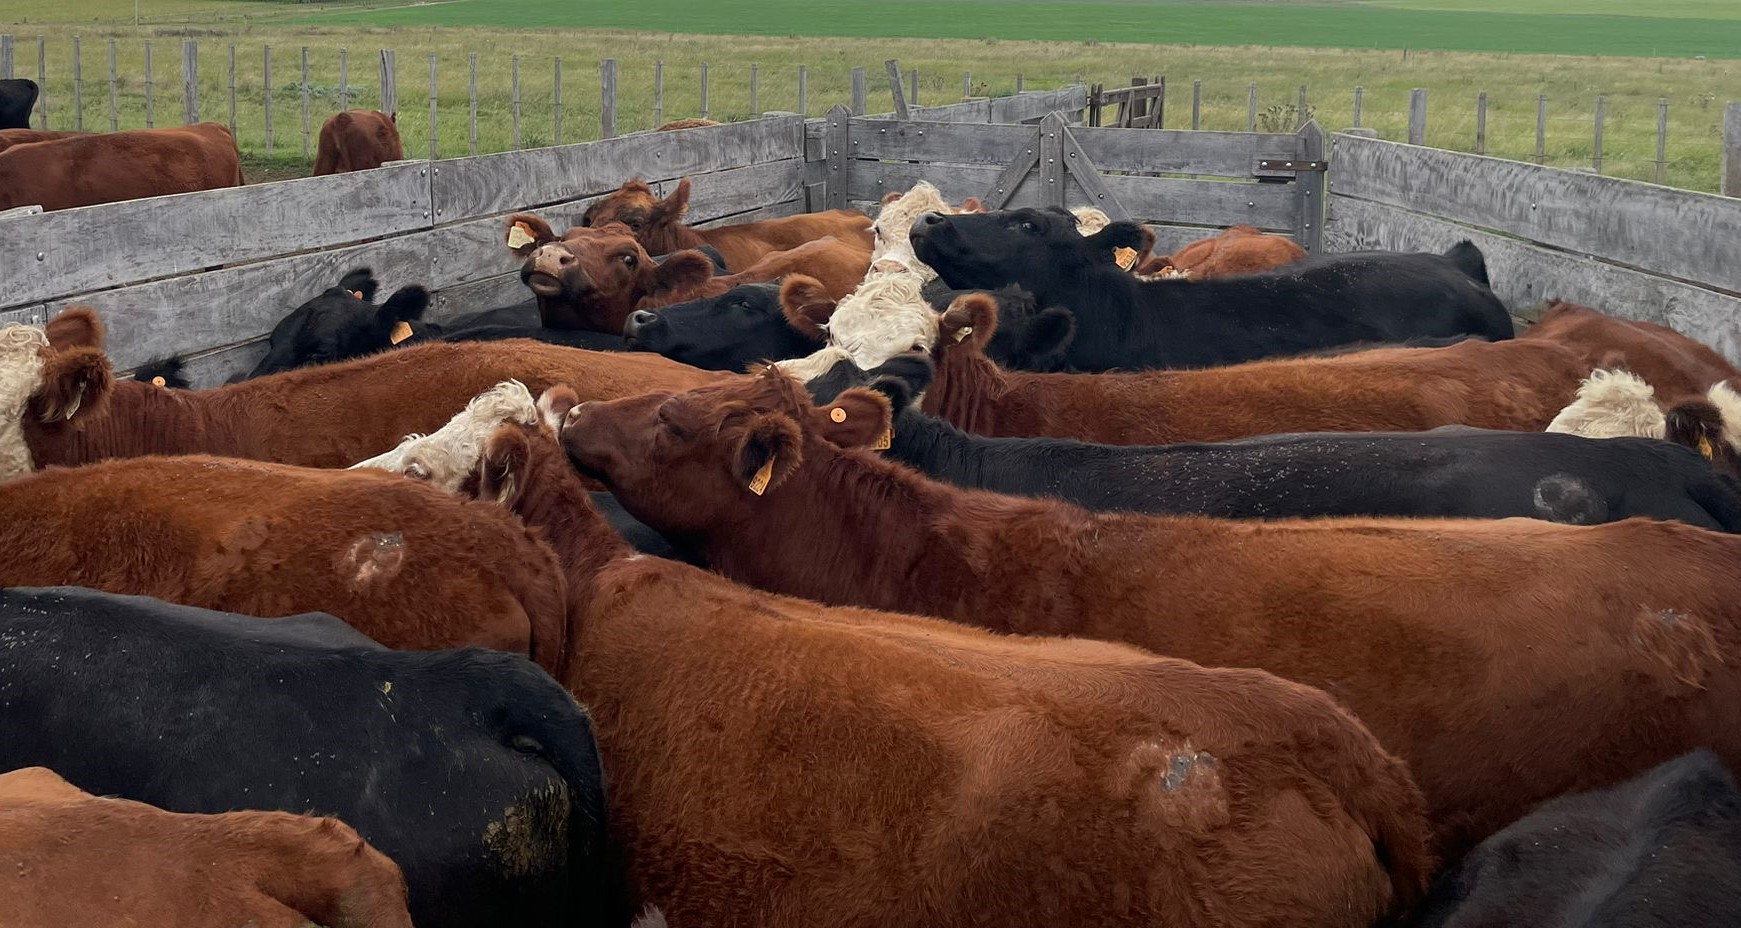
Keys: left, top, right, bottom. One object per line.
{"left": 881, "top": 190, "right": 904, "bottom": 207}
{"left": 650, "top": 178, "right": 692, "bottom": 225}
{"left": 44, "top": 307, "right": 104, "bottom": 352}
{"left": 813, "top": 387, "right": 893, "bottom": 449}
{"left": 1020, "top": 307, "right": 1076, "bottom": 360}
{"left": 958, "top": 196, "right": 985, "bottom": 213}
{"left": 338, "top": 268, "right": 379, "bottom": 302}
{"left": 1086, "top": 221, "right": 1146, "bottom": 256}
{"left": 649, "top": 251, "right": 715, "bottom": 300}
{"left": 938, "top": 292, "right": 999, "bottom": 352}
{"left": 31, "top": 347, "right": 113, "bottom": 425}
{"left": 1127, "top": 225, "right": 1157, "bottom": 270}
{"left": 537, "top": 385, "right": 582, "bottom": 434}
{"left": 506, "top": 214, "right": 557, "bottom": 258}
{"left": 380, "top": 286, "right": 429, "bottom": 323}
{"left": 472, "top": 424, "right": 533, "bottom": 509}
{"left": 779, "top": 275, "right": 837, "bottom": 339}
{"left": 869, "top": 354, "right": 934, "bottom": 405}
{"left": 734, "top": 412, "right": 803, "bottom": 496}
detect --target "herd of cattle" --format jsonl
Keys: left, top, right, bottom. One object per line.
{"left": 5, "top": 85, "right": 1741, "bottom": 926}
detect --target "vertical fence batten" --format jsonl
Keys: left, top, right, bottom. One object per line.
{"left": 144, "top": 40, "right": 154, "bottom": 128}
{"left": 226, "top": 44, "right": 237, "bottom": 135}
{"left": 1408, "top": 88, "right": 1427, "bottom": 146}
{"left": 0, "top": 35, "right": 11, "bottom": 80}
{"left": 1655, "top": 98, "right": 1669, "bottom": 186}
{"left": 299, "top": 47, "right": 310, "bottom": 158}
{"left": 1191, "top": 79, "right": 1201, "bottom": 130}
{"left": 553, "top": 57, "right": 563, "bottom": 145}
{"left": 1475, "top": 92, "right": 1487, "bottom": 156}
{"left": 963, "top": 71, "right": 972, "bottom": 101}
{"left": 749, "top": 63, "right": 758, "bottom": 115}
{"left": 1593, "top": 95, "right": 1606, "bottom": 174}
{"left": 884, "top": 59, "right": 908, "bottom": 120}
{"left": 600, "top": 58, "right": 617, "bottom": 139}
{"left": 338, "top": 48, "right": 349, "bottom": 112}
{"left": 181, "top": 40, "right": 198, "bottom": 126}
{"left": 1296, "top": 84, "right": 1307, "bottom": 130}
{"left": 263, "top": 45, "right": 273, "bottom": 153}
{"left": 72, "top": 37, "right": 83, "bottom": 132}
{"left": 36, "top": 36, "right": 47, "bottom": 129}
{"left": 1248, "top": 83, "right": 1258, "bottom": 132}
{"left": 107, "top": 40, "right": 118, "bottom": 133}
{"left": 911, "top": 68, "right": 919, "bottom": 106}
{"left": 652, "top": 60, "right": 663, "bottom": 128}
{"left": 1352, "top": 85, "right": 1363, "bottom": 128}
{"left": 467, "top": 53, "right": 478, "bottom": 157}
{"left": 700, "top": 62, "right": 709, "bottom": 120}
{"left": 1535, "top": 93, "right": 1548, "bottom": 165}
{"left": 510, "top": 56, "right": 521, "bottom": 148}
{"left": 428, "top": 53, "right": 439, "bottom": 160}
{"left": 851, "top": 67, "right": 865, "bottom": 116}
{"left": 797, "top": 65, "right": 807, "bottom": 115}
{"left": 378, "top": 49, "right": 396, "bottom": 116}
{"left": 1722, "top": 103, "right": 1740, "bottom": 197}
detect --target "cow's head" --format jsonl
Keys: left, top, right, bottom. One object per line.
{"left": 0, "top": 79, "right": 38, "bottom": 131}
{"left": 507, "top": 213, "right": 715, "bottom": 333}
{"left": 621, "top": 283, "right": 819, "bottom": 372}
{"left": 241, "top": 268, "right": 430, "bottom": 380}
{"left": 911, "top": 207, "right": 1148, "bottom": 302}
{"left": 2, "top": 307, "right": 115, "bottom": 482}
{"left": 804, "top": 351, "right": 935, "bottom": 409}
{"left": 350, "top": 380, "right": 540, "bottom": 489}
{"left": 934, "top": 290, "right": 1072, "bottom": 373}
{"left": 561, "top": 367, "right": 890, "bottom": 538}
{"left": 869, "top": 182, "right": 984, "bottom": 279}
{"left": 578, "top": 178, "right": 693, "bottom": 254}
{"left": 972, "top": 286, "right": 1076, "bottom": 372}
{"left": 772, "top": 269, "right": 938, "bottom": 382}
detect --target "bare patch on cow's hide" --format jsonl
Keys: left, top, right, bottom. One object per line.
{"left": 0, "top": 324, "right": 49, "bottom": 483}
{"left": 337, "top": 532, "right": 407, "bottom": 589}
{"left": 1545, "top": 368, "right": 1665, "bottom": 440}
{"left": 351, "top": 381, "right": 539, "bottom": 490}
{"left": 1629, "top": 606, "right": 1722, "bottom": 693}
{"left": 1531, "top": 473, "right": 1607, "bottom": 525}
{"left": 482, "top": 778, "right": 570, "bottom": 879}
{"left": 1115, "top": 741, "right": 1228, "bottom": 831}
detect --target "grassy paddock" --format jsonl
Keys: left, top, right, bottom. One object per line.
{"left": 3, "top": 2, "right": 1738, "bottom": 190}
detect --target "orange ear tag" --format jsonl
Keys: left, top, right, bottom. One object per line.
{"left": 1699, "top": 436, "right": 1715, "bottom": 460}
{"left": 829, "top": 407, "right": 847, "bottom": 423}
{"left": 507, "top": 222, "right": 536, "bottom": 249}
{"left": 747, "top": 455, "right": 776, "bottom": 496}
{"left": 952, "top": 325, "right": 974, "bottom": 343}
{"left": 1114, "top": 246, "right": 1138, "bottom": 270}
{"left": 351, "top": 290, "right": 365, "bottom": 300}
{"left": 150, "top": 376, "right": 167, "bottom": 388}
{"left": 389, "top": 321, "right": 414, "bottom": 345}
{"left": 872, "top": 428, "right": 893, "bottom": 451}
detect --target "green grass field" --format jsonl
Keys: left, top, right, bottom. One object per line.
{"left": 5, "top": 0, "right": 1739, "bottom": 190}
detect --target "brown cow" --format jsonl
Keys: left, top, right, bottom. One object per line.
{"left": 312, "top": 109, "right": 405, "bottom": 174}
{"left": 1522, "top": 300, "right": 1740, "bottom": 402}
{"left": 508, "top": 213, "right": 869, "bottom": 332}
{"left": 1137, "top": 225, "right": 1307, "bottom": 279}
{"left": 375, "top": 404, "right": 1435, "bottom": 927}
{"left": 918, "top": 292, "right": 1586, "bottom": 443}
{"left": 561, "top": 365, "right": 1741, "bottom": 860}
{"left": 0, "top": 122, "right": 243, "bottom": 211}
{"left": 654, "top": 117, "right": 720, "bottom": 130}
{"left": 0, "top": 128, "right": 84, "bottom": 155}
{"left": 0, "top": 453, "right": 571, "bottom": 673}
{"left": 580, "top": 177, "right": 873, "bottom": 271}
{"left": 0, "top": 767, "right": 413, "bottom": 928}
{"left": 0, "top": 307, "right": 728, "bottom": 483}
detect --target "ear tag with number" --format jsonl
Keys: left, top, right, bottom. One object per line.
{"left": 390, "top": 321, "right": 414, "bottom": 345}
{"left": 507, "top": 222, "right": 536, "bottom": 249}
{"left": 952, "top": 325, "right": 974, "bottom": 343}
{"left": 872, "top": 428, "right": 893, "bottom": 451}
{"left": 748, "top": 455, "right": 776, "bottom": 496}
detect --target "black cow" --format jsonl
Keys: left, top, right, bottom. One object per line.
{"left": 1419, "top": 751, "right": 1741, "bottom": 928}
{"left": 909, "top": 207, "right": 1514, "bottom": 372}
{"left": 239, "top": 267, "right": 431, "bottom": 380}
{"left": 590, "top": 489, "right": 696, "bottom": 564}
{"left": 807, "top": 354, "right": 1741, "bottom": 531}
{"left": 0, "top": 79, "right": 37, "bottom": 130}
{"left": 0, "top": 586, "right": 623, "bottom": 928}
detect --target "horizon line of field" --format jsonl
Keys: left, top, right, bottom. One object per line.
{"left": 3, "top": 33, "right": 1739, "bottom": 193}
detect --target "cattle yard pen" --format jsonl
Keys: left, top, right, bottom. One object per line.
{"left": 4, "top": 80, "right": 1740, "bottom": 386}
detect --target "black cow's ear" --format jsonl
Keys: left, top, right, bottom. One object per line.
{"left": 380, "top": 286, "right": 429, "bottom": 323}
{"left": 1021, "top": 307, "right": 1076, "bottom": 360}
{"left": 649, "top": 251, "right": 715, "bottom": 301}
{"left": 779, "top": 275, "right": 837, "bottom": 339}
{"left": 734, "top": 412, "right": 803, "bottom": 496}
{"left": 814, "top": 387, "right": 892, "bottom": 449}
{"left": 1087, "top": 221, "right": 1147, "bottom": 255}
{"left": 870, "top": 354, "right": 934, "bottom": 405}
{"left": 506, "top": 214, "right": 557, "bottom": 258}
{"left": 650, "top": 178, "right": 692, "bottom": 226}
{"left": 938, "top": 292, "right": 999, "bottom": 351}
{"left": 338, "top": 268, "right": 379, "bottom": 302}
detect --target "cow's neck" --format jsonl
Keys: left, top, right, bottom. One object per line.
{"left": 25, "top": 380, "right": 251, "bottom": 467}
{"left": 505, "top": 441, "right": 633, "bottom": 624}
{"left": 643, "top": 222, "right": 708, "bottom": 257}
{"left": 884, "top": 407, "right": 995, "bottom": 486}
{"left": 921, "top": 346, "right": 1012, "bottom": 436}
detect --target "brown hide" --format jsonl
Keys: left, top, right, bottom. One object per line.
{"left": 19, "top": 310, "right": 729, "bottom": 471}
{"left": 1138, "top": 225, "right": 1307, "bottom": 279}
{"left": 654, "top": 118, "right": 720, "bottom": 130}
{"left": 469, "top": 419, "right": 1433, "bottom": 928}
{"left": 581, "top": 177, "right": 872, "bottom": 271}
{"left": 0, "top": 128, "right": 85, "bottom": 155}
{"left": 0, "top": 456, "right": 570, "bottom": 674}
{"left": 312, "top": 110, "right": 404, "bottom": 175}
{"left": 1522, "top": 300, "right": 1740, "bottom": 402}
{"left": 0, "top": 123, "right": 243, "bottom": 211}
{"left": 921, "top": 295, "right": 1586, "bottom": 443}
{"left": 0, "top": 767, "right": 413, "bottom": 928}
{"left": 563, "top": 369, "right": 1741, "bottom": 861}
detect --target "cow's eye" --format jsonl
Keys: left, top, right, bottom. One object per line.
{"left": 620, "top": 254, "right": 637, "bottom": 266}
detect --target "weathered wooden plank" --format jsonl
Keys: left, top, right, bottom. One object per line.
{"left": 910, "top": 100, "right": 991, "bottom": 124}
{"left": 982, "top": 138, "right": 1041, "bottom": 209}
{"left": 847, "top": 120, "right": 1033, "bottom": 163}
{"left": 1069, "top": 126, "right": 1295, "bottom": 178}
{"left": 0, "top": 163, "right": 434, "bottom": 311}
{"left": 41, "top": 234, "right": 433, "bottom": 373}
{"left": 1326, "top": 196, "right": 1741, "bottom": 363}
{"left": 1294, "top": 121, "right": 1327, "bottom": 254}
{"left": 1331, "top": 132, "right": 1741, "bottom": 295}
{"left": 431, "top": 115, "right": 804, "bottom": 221}
{"left": 692, "top": 197, "right": 803, "bottom": 228}
{"left": 989, "top": 87, "right": 1087, "bottom": 124}
{"left": 847, "top": 161, "right": 1040, "bottom": 209}
{"left": 0, "top": 305, "right": 47, "bottom": 329}
{"left": 163, "top": 340, "right": 268, "bottom": 390}
{"left": 1100, "top": 174, "right": 1296, "bottom": 230}
{"left": 432, "top": 274, "right": 531, "bottom": 323}
{"left": 823, "top": 105, "right": 851, "bottom": 210}
{"left": 1059, "top": 125, "right": 1128, "bottom": 221}
{"left": 1039, "top": 114, "right": 1065, "bottom": 208}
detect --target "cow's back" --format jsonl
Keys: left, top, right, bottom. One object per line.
{"left": 314, "top": 109, "right": 404, "bottom": 175}
{"left": 1524, "top": 301, "right": 1739, "bottom": 400}
{"left": 0, "top": 122, "right": 242, "bottom": 211}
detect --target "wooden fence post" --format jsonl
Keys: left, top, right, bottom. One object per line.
{"left": 226, "top": 44, "right": 237, "bottom": 135}
{"left": 36, "top": 36, "right": 47, "bottom": 129}
{"left": 1475, "top": 91, "right": 1486, "bottom": 155}
{"left": 1654, "top": 97, "right": 1668, "bottom": 185}
{"left": 851, "top": 66, "right": 865, "bottom": 116}
{"left": 144, "top": 40, "right": 154, "bottom": 128}
{"left": 963, "top": 70, "right": 971, "bottom": 101}
{"left": 600, "top": 58, "right": 617, "bottom": 139}
{"left": 1016, "top": 73, "right": 1024, "bottom": 94}
{"left": 263, "top": 45, "right": 272, "bottom": 152}
{"left": 1296, "top": 84, "right": 1307, "bottom": 129}
{"left": 108, "top": 40, "right": 118, "bottom": 132}
{"left": 1352, "top": 85, "right": 1363, "bottom": 127}
{"left": 652, "top": 60, "right": 663, "bottom": 127}
{"left": 72, "top": 37, "right": 83, "bottom": 132}
{"left": 750, "top": 62, "right": 758, "bottom": 114}
{"left": 1721, "top": 102, "right": 1740, "bottom": 196}
{"left": 1535, "top": 93, "right": 1547, "bottom": 164}
{"left": 299, "top": 46, "right": 310, "bottom": 157}
{"left": 1039, "top": 112, "right": 1064, "bottom": 208}
{"left": 911, "top": 68, "right": 919, "bottom": 106}
{"left": 884, "top": 59, "right": 908, "bottom": 120}
{"left": 467, "top": 52, "right": 478, "bottom": 156}
{"left": 553, "top": 56, "right": 563, "bottom": 144}
{"left": 182, "top": 40, "right": 197, "bottom": 125}
{"left": 0, "top": 35, "right": 11, "bottom": 79}
{"left": 428, "top": 53, "right": 439, "bottom": 160}
{"left": 510, "top": 56, "right": 521, "bottom": 147}
{"left": 1407, "top": 88, "right": 1427, "bottom": 145}
{"left": 1247, "top": 82, "right": 1257, "bottom": 132}
{"left": 798, "top": 65, "right": 807, "bottom": 115}
{"left": 338, "top": 47, "right": 349, "bottom": 111}
{"left": 823, "top": 103, "right": 850, "bottom": 210}
{"left": 1191, "top": 79, "right": 1201, "bottom": 130}
{"left": 700, "top": 62, "right": 709, "bottom": 120}
{"left": 378, "top": 49, "right": 395, "bottom": 115}
{"left": 1592, "top": 95, "right": 1605, "bottom": 174}
{"left": 1294, "top": 119, "right": 1326, "bottom": 254}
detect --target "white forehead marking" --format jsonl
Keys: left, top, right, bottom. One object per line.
{"left": 0, "top": 324, "right": 50, "bottom": 484}
{"left": 350, "top": 380, "right": 539, "bottom": 491}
